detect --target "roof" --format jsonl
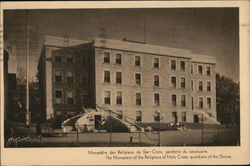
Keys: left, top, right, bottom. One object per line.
{"left": 93, "top": 38, "right": 216, "bottom": 64}
{"left": 42, "top": 36, "right": 216, "bottom": 64}
{"left": 190, "top": 53, "right": 216, "bottom": 64}
{"left": 43, "top": 35, "right": 89, "bottom": 48}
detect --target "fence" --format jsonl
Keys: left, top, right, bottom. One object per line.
{"left": 4, "top": 123, "right": 240, "bottom": 147}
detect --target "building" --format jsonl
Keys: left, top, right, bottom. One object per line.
{"left": 38, "top": 36, "right": 217, "bottom": 124}
{"left": 4, "top": 50, "right": 9, "bottom": 121}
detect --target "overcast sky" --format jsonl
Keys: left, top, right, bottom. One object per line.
{"left": 4, "top": 8, "right": 239, "bottom": 82}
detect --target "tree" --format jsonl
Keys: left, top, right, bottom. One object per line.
{"left": 216, "top": 74, "right": 239, "bottom": 127}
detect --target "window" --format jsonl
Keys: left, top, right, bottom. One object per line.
{"left": 181, "top": 112, "right": 187, "bottom": 122}
{"left": 180, "top": 61, "right": 185, "bottom": 70}
{"left": 154, "top": 93, "right": 160, "bottom": 106}
{"left": 55, "top": 71, "right": 62, "bottom": 82}
{"left": 66, "top": 71, "right": 74, "bottom": 83}
{"left": 135, "top": 73, "right": 141, "bottom": 85}
{"left": 135, "top": 56, "right": 141, "bottom": 66}
{"left": 115, "top": 54, "right": 122, "bottom": 64}
{"left": 191, "top": 65, "right": 193, "bottom": 74}
{"left": 171, "top": 76, "right": 177, "bottom": 87}
{"left": 136, "top": 93, "right": 141, "bottom": 105}
{"left": 171, "top": 94, "right": 177, "bottom": 107}
{"left": 104, "top": 91, "right": 111, "bottom": 104}
{"left": 83, "top": 73, "right": 89, "bottom": 85}
{"left": 82, "top": 55, "right": 88, "bottom": 65}
{"left": 207, "top": 98, "right": 211, "bottom": 109}
{"left": 104, "top": 52, "right": 110, "bottom": 63}
{"left": 181, "top": 95, "right": 186, "bottom": 107}
{"left": 116, "top": 92, "right": 122, "bottom": 105}
{"left": 104, "top": 71, "right": 110, "bottom": 83}
{"left": 191, "top": 80, "right": 194, "bottom": 91}
{"left": 172, "top": 112, "right": 178, "bottom": 123}
{"left": 54, "top": 51, "right": 62, "bottom": 62}
{"left": 207, "top": 81, "right": 211, "bottom": 91}
{"left": 171, "top": 60, "right": 176, "bottom": 70}
{"left": 199, "top": 81, "right": 203, "bottom": 91}
{"left": 116, "top": 110, "right": 122, "bottom": 119}
{"left": 66, "top": 53, "right": 73, "bottom": 63}
{"left": 116, "top": 72, "right": 122, "bottom": 84}
{"left": 154, "top": 75, "right": 159, "bottom": 86}
{"left": 136, "top": 111, "right": 142, "bottom": 121}
{"left": 198, "top": 65, "right": 203, "bottom": 74}
{"left": 55, "top": 90, "right": 62, "bottom": 104}
{"left": 56, "top": 111, "right": 62, "bottom": 116}
{"left": 67, "top": 91, "right": 74, "bottom": 104}
{"left": 180, "top": 77, "right": 186, "bottom": 88}
{"left": 199, "top": 97, "right": 203, "bottom": 109}
{"left": 153, "top": 58, "right": 159, "bottom": 68}
{"left": 206, "top": 66, "right": 211, "bottom": 75}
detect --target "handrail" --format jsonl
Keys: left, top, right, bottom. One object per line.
{"left": 96, "top": 104, "right": 143, "bottom": 129}
{"left": 96, "top": 104, "right": 137, "bottom": 122}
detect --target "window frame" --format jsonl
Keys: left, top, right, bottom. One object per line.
{"left": 198, "top": 96, "right": 204, "bottom": 109}
{"left": 170, "top": 75, "right": 177, "bottom": 88}
{"left": 55, "top": 89, "right": 63, "bottom": 104}
{"left": 66, "top": 71, "right": 74, "bottom": 83}
{"left": 55, "top": 70, "right": 62, "bottom": 82}
{"left": 116, "top": 91, "right": 122, "bottom": 105}
{"left": 66, "top": 91, "right": 74, "bottom": 105}
{"left": 115, "top": 53, "right": 122, "bottom": 64}
{"left": 154, "top": 75, "right": 160, "bottom": 87}
{"left": 134, "top": 56, "right": 141, "bottom": 67}
{"left": 154, "top": 93, "right": 160, "bottom": 106}
{"left": 104, "top": 70, "right": 111, "bottom": 83}
{"left": 181, "top": 94, "right": 186, "bottom": 107}
{"left": 136, "top": 111, "right": 142, "bottom": 122}
{"left": 115, "top": 71, "right": 122, "bottom": 84}
{"left": 153, "top": 57, "right": 159, "bottom": 68}
{"left": 198, "top": 65, "right": 203, "bottom": 75}
{"left": 207, "top": 97, "right": 212, "bottom": 109}
{"left": 198, "top": 80, "right": 203, "bottom": 91}
{"left": 206, "top": 66, "right": 211, "bottom": 76}
{"left": 103, "top": 52, "right": 111, "bottom": 64}
{"left": 180, "top": 76, "right": 186, "bottom": 88}
{"left": 104, "top": 91, "right": 111, "bottom": 105}
{"left": 171, "top": 94, "right": 177, "bottom": 107}
{"left": 66, "top": 52, "right": 74, "bottom": 64}
{"left": 135, "top": 92, "right": 142, "bottom": 106}
{"left": 207, "top": 81, "right": 211, "bottom": 91}
{"left": 170, "top": 59, "right": 177, "bottom": 70}
{"left": 180, "top": 60, "right": 186, "bottom": 71}
{"left": 135, "top": 73, "right": 142, "bottom": 85}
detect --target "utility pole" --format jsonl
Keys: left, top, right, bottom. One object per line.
{"left": 201, "top": 113, "right": 204, "bottom": 145}
{"left": 25, "top": 10, "right": 30, "bottom": 126}
{"left": 143, "top": 9, "right": 146, "bottom": 44}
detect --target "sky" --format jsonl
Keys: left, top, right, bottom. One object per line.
{"left": 4, "top": 8, "right": 239, "bottom": 82}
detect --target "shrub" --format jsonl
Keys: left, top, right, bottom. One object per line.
{"left": 51, "top": 116, "right": 63, "bottom": 129}
{"left": 101, "top": 116, "right": 129, "bottom": 132}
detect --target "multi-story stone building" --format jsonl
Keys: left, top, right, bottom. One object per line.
{"left": 38, "top": 36, "right": 217, "bottom": 124}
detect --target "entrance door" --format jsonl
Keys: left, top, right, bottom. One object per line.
{"left": 194, "top": 115, "right": 199, "bottom": 123}
{"left": 172, "top": 112, "right": 178, "bottom": 123}
{"left": 94, "top": 115, "right": 102, "bottom": 129}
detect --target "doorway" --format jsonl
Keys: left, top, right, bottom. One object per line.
{"left": 94, "top": 115, "right": 102, "bottom": 129}
{"left": 194, "top": 114, "right": 199, "bottom": 123}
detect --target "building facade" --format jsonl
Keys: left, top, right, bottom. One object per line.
{"left": 38, "top": 36, "right": 217, "bottom": 124}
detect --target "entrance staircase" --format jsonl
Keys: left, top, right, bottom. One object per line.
{"left": 193, "top": 110, "right": 220, "bottom": 125}
{"left": 95, "top": 105, "right": 144, "bottom": 132}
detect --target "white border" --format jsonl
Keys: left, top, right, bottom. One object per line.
{"left": 0, "top": 1, "right": 249, "bottom": 165}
